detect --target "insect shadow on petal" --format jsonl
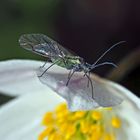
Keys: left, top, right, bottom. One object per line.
{"left": 19, "top": 34, "right": 126, "bottom": 99}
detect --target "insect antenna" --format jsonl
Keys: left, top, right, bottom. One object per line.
{"left": 84, "top": 41, "right": 125, "bottom": 99}
{"left": 92, "top": 41, "right": 126, "bottom": 67}
{"left": 91, "top": 62, "right": 117, "bottom": 69}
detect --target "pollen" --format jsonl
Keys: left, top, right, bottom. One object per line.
{"left": 38, "top": 127, "right": 54, "bottom": 140}
{"left": 55, "top": 103, "right": 67, "bottom": 113}
{"left": 103, "top": 133, "right": 115, "bottom": 140}
{"left": 111, "top": 117, "right": 121, "bottom": 128}
{"left": 38, "top": 103, "right": 122, "bottom": 140}
{"left": 80, "top": 120, "right": 91, "bottom": 134}
{"left": 65, "top": 125, "right": 76, "bottom": 139}
{"left": 74, "top": 111, "right": 86, "bottom": 119}
{"left": 91, "top": 111, "right": 102, "bottom": 121}
{"left": 42, "top": 112, "right": 54, "bottom": 126}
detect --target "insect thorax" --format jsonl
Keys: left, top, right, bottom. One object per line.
{"left": 52, "top": 56, "right": 82, "bottom": 70}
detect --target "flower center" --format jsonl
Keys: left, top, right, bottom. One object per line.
{"left": 38, "top": 103, "right": 122, "bottom": 140}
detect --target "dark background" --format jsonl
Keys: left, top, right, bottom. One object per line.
{"left": 0, "top": 0, "right": 140, "bottom": 104}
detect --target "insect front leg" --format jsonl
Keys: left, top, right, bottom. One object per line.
{"left": 38, "top": 59, "right": 60, "bottom": 77}
{"left": 83, "top": 71, "right": 91, "bottom": 87}
{"left": 40, "top": 61, "right": 47, "bottom": 68}
{"left": 68, "top": 69, "right": 72, "bottom": 79}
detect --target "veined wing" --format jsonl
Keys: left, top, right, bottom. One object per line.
{"left": 19, "top": 34, "right": 76, "bottom": 59}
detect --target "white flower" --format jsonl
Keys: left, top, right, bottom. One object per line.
{"left": 0, "top": 59, "right": 140, "bottom": 140}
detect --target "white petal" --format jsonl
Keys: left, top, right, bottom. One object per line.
{"left": 0, "top": 59, "right": 48, "bottom": 96}
{"left": 38, "top": 64, "right": 123, "bottom": 111}
{"left": 103, "top": 77, "right": 140, "bottom": 140}
{"left": 0, "top": 62, "right": 140, "bottom": 140}
{"left": 103, "top": 80, "right": 140, "bottom": 140}
{"left": 1, "top": 59, "right": 140, "bottom": 139}
{"left": 0, "top": 84, "right": 139, "bottom": 140}
{"left": 107, "top": 79, "right": 140, "bottom": 109}
{"left": 0, "top": 90, "right": 65, "bottom": 140}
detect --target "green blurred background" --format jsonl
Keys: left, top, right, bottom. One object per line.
{"left": 0, "top": 0, "right": 140, "bottom": 102}
{"left": 0, "top": 0, "right": 62, "bottom": 60}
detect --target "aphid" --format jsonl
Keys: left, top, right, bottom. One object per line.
{"left": 19, "top": 34, "right": 125, "bottom": 99}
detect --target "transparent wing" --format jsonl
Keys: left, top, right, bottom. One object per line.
{"left": 19, "top": 34, "right": 76, "bottom": 59}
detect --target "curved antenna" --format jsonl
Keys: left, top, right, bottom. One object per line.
{"left": 92, "top": 41, "right": 126, "bottom": 66}
{"left": 91, "top": 61, "right": 117, "bottom": 69}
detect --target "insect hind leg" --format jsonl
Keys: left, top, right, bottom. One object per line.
{"left": 87, "top": 72, "right": 91, "bottom": 87}
{"left": 84, "top": 72, "right": 94, "bottom": 99}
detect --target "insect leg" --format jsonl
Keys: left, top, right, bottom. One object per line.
{"left": 66, "top": 70, "right": 76, "bottom": 86}
{"left": 83, "top": 72, "right": 90, "bottom": 87}
{"left": 84, "top": 72, "right": 94, "bottom": 99}
{"left": 68, "top": 69, "right": 72, "bottom": 79}
{"left": 87, "top": 72, "right": 90, "bottom": 87}
{"left": 38, "top": 60, "right": 60, "bottom": 77}
{"left": 40, "top": 61, "right": 47, "bottom": 68}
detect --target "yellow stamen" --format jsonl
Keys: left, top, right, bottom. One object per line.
{"left": 48, "top": 132, "right": 62, "bottom": 140}
{"left": 80, "top": 120, "right": 91, "bottom": 134}
{"left": 38, "top": 127, "right": 54, "bottom": 140}
{"left": 55, "top": 103, "right": 67, "bottom": 113}
{"left": 42, "top": 112, "right": 54, "bottom": 126}
{"left": 39, "top": 103, "right": 122, "bottom": 140}
{"left": 74, "top": 111, "right": 86, "bottom": 119}
{"left": 59, "top": 123, "right": 69, "bottom": 133}
{"left": 111, "top": 117, "right": 121, "bottom": 128}
{"left": 65, "top": 125, "right": 76, "bottom": 139}
{"left": 104, "top": 107, "right": 113, "bottom": 111}
{"left": 103, "top": 133, "right": 115, "bottom": 140}
{"left": 91, "top": 111, "right": 102, "bottom": 121}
